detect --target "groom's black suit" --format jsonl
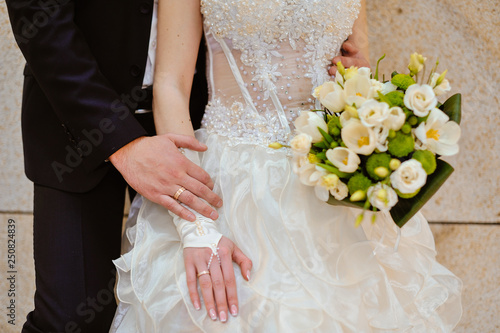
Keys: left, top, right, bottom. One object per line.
{"left": 6, "top": 0, "right": 207, "bottom": 331}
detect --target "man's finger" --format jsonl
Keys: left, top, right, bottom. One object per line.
{"left": 167, "top": 133, "right": 207, "bottom": 152}
{"left": 157, "top": 194, "right": 196, "bottom": 221}
{"left": 175, "top": 188, "right": 219, "bottom": 220}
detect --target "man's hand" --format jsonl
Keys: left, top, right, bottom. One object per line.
{"left": 109, "top": 134, "right": 222, "bottom": 222}
{"left": 329, "top": 40, "right": 370, "bottom": 76}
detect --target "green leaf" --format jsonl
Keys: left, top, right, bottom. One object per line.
{"left": 317, "top": 163, "right": 352, "bottom": 178}
{"left": 374, "top": 54, "right": 386, "bottom": 81}
{"left": 326, "top": 159, "right": 454, "bottom": 228}
{"left": 318, "top": 127, "right": 334, "bottom": 144}
{"left": 313, "top": 141, "right": 328, "bottom": 149}
{"left": 440, "top": 93, "right": 461, "bottom": 124}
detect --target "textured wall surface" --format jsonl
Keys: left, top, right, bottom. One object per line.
{"left": 0, "top": 1, "right": 499, "bottom": 332}
{"left": 366, "top": 0, "right": 500, "bottom": 222}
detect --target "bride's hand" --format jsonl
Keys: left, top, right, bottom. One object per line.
{"left": 329, "top": 40, "right": 370, "bottom": 76}
{"left": 183, "top": 236, "right": 252, "bottom": 323}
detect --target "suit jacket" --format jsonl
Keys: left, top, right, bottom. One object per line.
{"left": 6, "top": 0, "right": 208, "bottom": 192}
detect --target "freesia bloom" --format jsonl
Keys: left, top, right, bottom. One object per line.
{"left": 367, "top": 183, "right": 398, "bottom": 211}
{"left": 326, "top": 147, "right": 361, "bottom": 173}
{"left": 294, "top": 111, "right": 328, "bottom": 143}
{"left": 358, "top": 99, "right": 390, "bottom": 128}
{"left": 341, "top": 119, "right": 377, "bottom": 155}
{"left": 404, "top": 84, "right": 438, "bottom": 117}
{"left": 384, "top": 106, "right": 406, "bottom": 131}
{"left": 330, "top": 180, "right": 349, "bottom": 200}
{"left": 408, "top": 53, "right": 426, "bottom": 76}
{"left": 390, "top": 159, "right": 427, "bottom": 194}
{"left": 314, "top": 81, "right": 345, "bottom": 113}
{"left": 430, "top": 72, "right": 451, "bottom": 96}
{"left": 373, "top": 125, "right": 389, "bottom": 152}
{"left": 290, "top": 133, "right": 313, "bottom": 156}
{"left": 344, "top": 68, "right": 372, "bottom": 107}
{"left": 414, "top": 108, "right": 461, "bottom": 156}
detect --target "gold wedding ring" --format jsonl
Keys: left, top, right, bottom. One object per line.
{"left": 173, "top": 186, "right": 186, "bottom": 200}
{"left": 197, "top": 270, "right": 210, "bottom": 278}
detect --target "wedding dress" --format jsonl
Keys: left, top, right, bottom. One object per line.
{"left": 110, "top": 1, "right": 462, "bottom": 332}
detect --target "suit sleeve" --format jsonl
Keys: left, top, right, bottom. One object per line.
{"left": 6, "top": 0, "right": 148, "bottom": 170}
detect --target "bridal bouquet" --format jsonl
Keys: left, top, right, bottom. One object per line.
{"left": 289, "top": 53, "right": 461, "bottom": 227}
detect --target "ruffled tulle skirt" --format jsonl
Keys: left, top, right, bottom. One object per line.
{"left": 110, "top": 130, "right": 462, "bottom": 332}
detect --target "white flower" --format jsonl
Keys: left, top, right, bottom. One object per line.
{"left": 290, "top": 133, "right": 313, "bottom": 156}
{"left": 373, "top": 125, "right": 389, "bottom": 152}
{"left": 404, "top": 84, "right": 438, "bottom": 117}
{"left": 339, "top": 109, "right": 355, "bottom": 127}
{"left": 292, "top": 155, "right": 309, "bottom": 174}
{"left": 315, "top": 81, "right": 346, "bottom": 113}
{"left": 390, "top": 159, "right": 427, "bottom": 194}
{"left": 368, "top": 183, "right": 398, "bottom": 211}
{"left": 367, "top": 79, "right": 385, "bottom": 99}
{"left": 297, "top": 163, "right": 327, "bottom": 187}
{"left": 430, "top": 72, "right": 451, "bottom": 96}
{"left": 408, "top": 53, "right": 426, "bottom": 76}
{"left": 384, "top": 106, "right": 406, "bottom": 131}
{"left": 294, "top": 111, "right": 329, "bottom": 143}
{"left": 314, "top": 172, "right": 337, "bottom": 201}
{"left": 358, "top": 99, "right": 390, "bottom": 128}
{"left": 326, "top": 147, "right": 360, "bottom": 173}
{"left": 330, "top": 180, "right": 348, "bottom": 200}
{"left": 341, "top": 119, "right": 377, "bottom": 155}
{"left": 344, "top": 70, "right": 372, "bottom": 107}
{"left": 381, "top": 81, "right": 398, "bottom": 95}
{"left": 414, "top": 108, "right": 460, "bottom": 156}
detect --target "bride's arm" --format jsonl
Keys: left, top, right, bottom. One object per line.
{"left": 153, "top": 0, "right": 202, "bottom": 136}
{"left": 155, "top": 0, "right": 252, "bottom": 322}
{"left": 329, "top": 0, "right": 370, "bottom": 75}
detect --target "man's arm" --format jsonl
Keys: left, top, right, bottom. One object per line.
{"left": 6, "top": 0, "right": 147, "bottom": 168}
{"left": 7, "top": 0, "right": 222, "bottom": 219}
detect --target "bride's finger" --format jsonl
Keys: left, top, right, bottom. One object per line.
{"left": 198, "top": 266, "right": 217, "bottom": 321}
{"left": 232, "top": 245, "right": 253, "bottom": 281}
{"left": 209, "top": 262, "right": 229, "bottom": 323}
{"left": 219, "top": 247, "right": 238, "bottom": 317}
{"left": 184, "top": 261, "right": 201, "bottom": 311}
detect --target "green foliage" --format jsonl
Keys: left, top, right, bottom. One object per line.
{"left": 412, "top": 150, "right": 437, "bottom": 175}
{"left": 366, "top": 153, "right": 391, "bottom": 181}
{"left": 384, "top": 90, "right": 405, "bottom": 107}
{"left": 347, "top": 173, "right": 373, "bottom": 195}
{"left": 395, "top": 188, "right": 420, "bottom": 199}
{"left": 391, "top": 74, "right": 415, "bottom": 91}
{"left": 388, "top": 131, "right": 415, "bottom": 157}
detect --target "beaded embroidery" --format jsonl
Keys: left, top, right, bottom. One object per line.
{"left": 201, "top": 0, "right": 360, "bottom": 145}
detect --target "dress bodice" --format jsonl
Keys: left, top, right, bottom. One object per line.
{"left": 200, "top": 0, "right": 360, "bottom": 144}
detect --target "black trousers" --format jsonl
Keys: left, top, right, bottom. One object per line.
{"left": 22, "top": 167, "right": 129, "bottom": 333}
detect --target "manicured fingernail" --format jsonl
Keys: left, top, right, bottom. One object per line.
{"left": 217, "top": 200, "right": 223, "bottom": 208}
{"left": 230, "top": 304, "right": 238, "bottom": 317}
{"left": 188, "top": 213, "right": 196, "bottom": 221}
{"left": 209, "top": 309, "right": 217, "bottom": 321}
{"left": 219, "top": 311, "right": 227, "bottom": 323}
{"left": 210, "top": 211, "right": 218, "bottom": 220}
{"left": 246, "top": 270, "right": 251, "bottom": 281}
{"left": 194, "top": 301, "right": 200, "bottom": 310}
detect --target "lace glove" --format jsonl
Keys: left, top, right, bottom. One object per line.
{"left": 167, "top": 149, "right": 222, "bottom": 254}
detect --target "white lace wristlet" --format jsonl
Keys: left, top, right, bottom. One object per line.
{"left": 167, "top": 148, "right": 222, "bottom": 254}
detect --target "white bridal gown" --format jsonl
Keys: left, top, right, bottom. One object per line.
{"left": 111, "top": 1, "right": 462, "bottom": 332}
